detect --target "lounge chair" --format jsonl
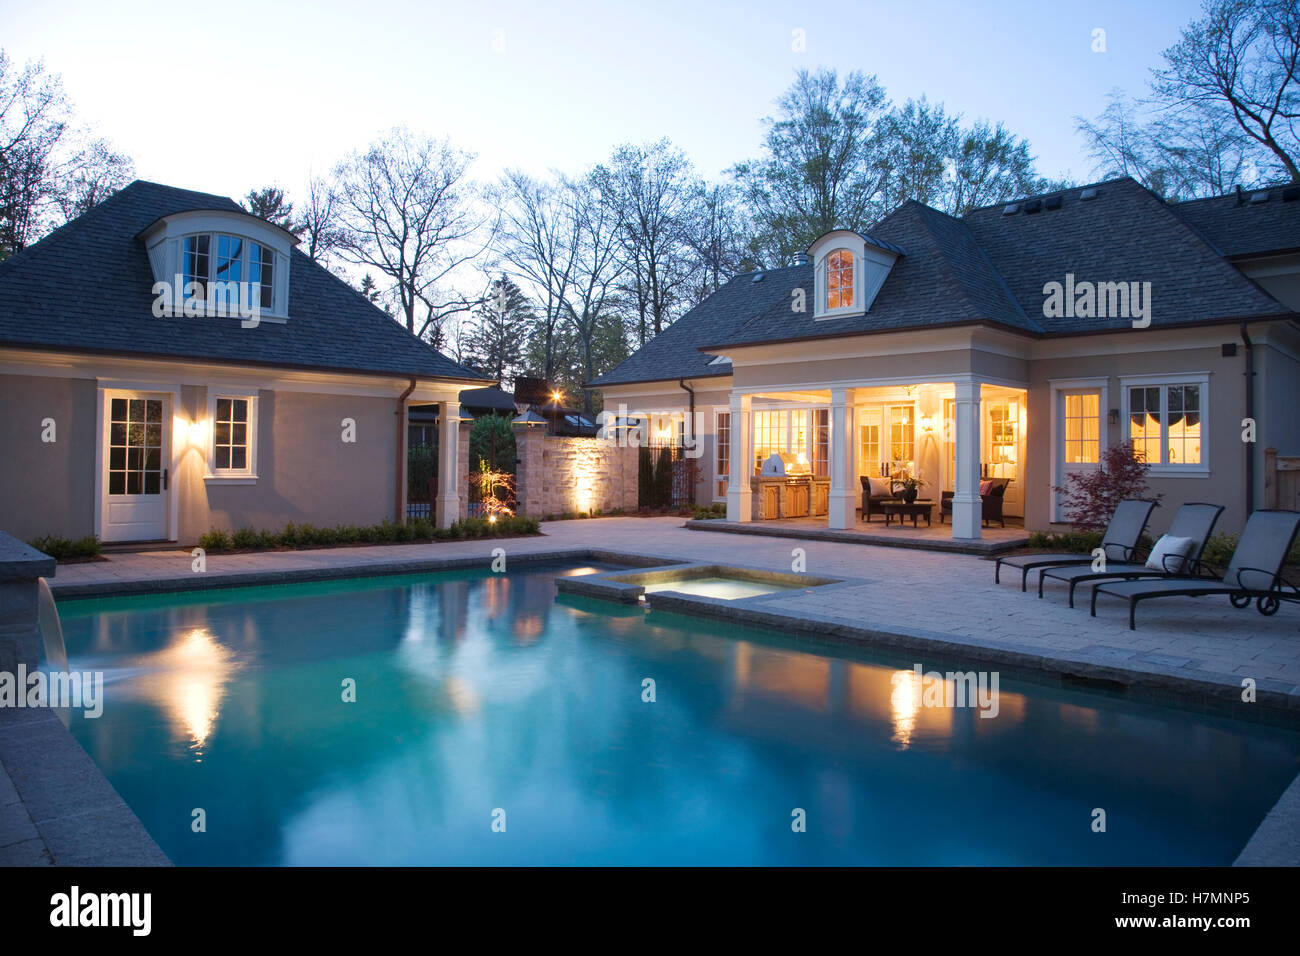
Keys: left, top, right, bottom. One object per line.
{"left": 1038, "top": 502, "right": 1224, "bottom": 606}
{"left": 994, "top": 498, "right": 1157, "bottom": 592}
{"left": 1091, "top": 509, "right": 1300, "bottom": 629}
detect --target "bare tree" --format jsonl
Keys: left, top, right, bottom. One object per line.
{"left": 334, "top": 128, "right": 493, "bottom": 348}
{"left": 561, "top": 173, "right": 627, "bottom": 410}
{"left": 295, "top": 175, "right": 345, "bottom": 265}
{"left": 596, "top": 139, "right": 696, "bottom": 344}
{"left": 1078, "top": 1, "right": 1300, "bottom": 197}
{"left": 494, "top": 168, "right": 581, "bottom": 380}
{"left": 54, "top": 137, "right": 134, "bottom": 223}
{"left": 1154, "top": 0, "right": 1300, "bottom": 182}
{"left": 0, "top": 51, "right": 134, "bottom": 257}
{"left": 681, "top": 181, "right": 750, "bottom": 304}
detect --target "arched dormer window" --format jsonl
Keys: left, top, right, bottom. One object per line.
{"left": 807, "top": 229, "right": 903, "bottom": 320}
{"left": 826, "top": 249, "right": 854, "bottom": 310}
{"left": 183, "top": 233, "right": 277, "bottom": 311}
{"left": 139, "top": 208, "right": 296, "bottom": 321}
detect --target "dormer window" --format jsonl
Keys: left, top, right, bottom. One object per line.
{"left": 141, "top": 208, "right": 296, "bottom": 321}
{"left": 827, "top": 249, "right": 854, "bottom": 309}
{"left": 182, "top": 233, "right": 277, "bottom": 312}
{"left": 808, "top": 229, "right": 903, "bottom": 320}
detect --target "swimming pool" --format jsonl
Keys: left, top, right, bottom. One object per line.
{"left": 57, "top": 563, "right": 1300, "bottom": 865}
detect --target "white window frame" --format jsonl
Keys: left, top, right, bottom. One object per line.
{"left": 205, "top": 388, "right": 260, "bottom": 483}
{"left": 814, "top": 247, "right": 861, "bottom": 319}
{"left": 713, "top": 407, "right": 731, "bottom": 502}
{"left": 1119, "top": 373, "right": 1210, "bottom": 477}
{"left": 182, "top": 232, "right": 282, "bottom": 317}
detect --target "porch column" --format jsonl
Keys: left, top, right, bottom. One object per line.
{"left": 952, "top": 380, "right": 982, "bottom": 539}
{"left": 436, "top": 400, "right": 460, "bottom": 528}
{"left": 829, "top": 387, "right": 856, "bottom": 529}
{"left": 725, "top": 392, "right": 752, "bottom": 522}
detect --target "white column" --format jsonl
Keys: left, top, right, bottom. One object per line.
{"left": 952, "top": 380, "right": 982, "bottom": 539}
{"left": 436, "top": 400, "right": 460, "bottom": 528}
{"left": 725, "top": 392, "right": 752, "bottom": 522}
{"left": 829, "top": 387, "right": 856, "bottom": 529}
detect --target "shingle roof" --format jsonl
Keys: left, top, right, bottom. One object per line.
{"left": 0, "top": 180, "right": 491, "bottom": 383}
{"left": 1171, "top": 183, "right": 1300, "bottom": 258}
{"left": 592, "top": 176, "right": 1296, "bottom": 387}
{"left": 964, "top": 176, "right": 1286, "bottom": 334}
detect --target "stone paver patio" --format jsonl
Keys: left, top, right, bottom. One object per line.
{"left": 44, "top": 516, "right": 1300, "bottom": 714}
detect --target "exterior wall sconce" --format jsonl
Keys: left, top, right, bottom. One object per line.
{"left": 1108, "top": 409, "right": 1120, "bottom": 425}
{"left": 920, "top": 415, "right": 934, "bottom": 433}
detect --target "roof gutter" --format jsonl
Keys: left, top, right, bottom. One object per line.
{"left": 395, "top": 377, "right": 417, "bottom": 523}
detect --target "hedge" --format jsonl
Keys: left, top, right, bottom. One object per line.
{"left": 197, "top": 516, "right": 540, "bottom": 552}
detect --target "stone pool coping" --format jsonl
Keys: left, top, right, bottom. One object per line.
{"left": 33, "top": 540, "right": 1300, "bottom": 867}
{"left": 0, "top": 707, "right": 169, "bottom": 866}
{"left": 555, "top": 560, "right": 846, "bottom": 604}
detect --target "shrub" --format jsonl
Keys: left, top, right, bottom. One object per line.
{"left": 469, "top": 414, "right": 516, "bottom": 474}
{"left": 1052, "top": 440, "right": 1161, "bottom": 532}
{"left": 29, "top": 534, "right": 102, "bottom": 560}
{"left": 1201, "top": 531, "right": 1300, "bottom": 568}
{"left": 230, "top": 527, "right": 261, "bottom": 549}
{"left": 193, "top": 514, "right": 541, "bottom": 553}
{"left": 198, "top": 529, "right": 231, "bottom": 552}
{"left": 653, "top": 446, "right": 673, "bottom": 508}
{"left": 1026, "top": 530, "right": 1104, "bottom": 554}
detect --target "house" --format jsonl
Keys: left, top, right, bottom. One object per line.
{"left": 590, "top": 177, "right": 1300, "bottom": 539}
{"left": 0, "top": 181, "right": 492, "bottom": 545}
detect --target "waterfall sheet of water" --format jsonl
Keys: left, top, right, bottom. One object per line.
{"left": 36, "top": 577, "right": 71, "bottom": 726}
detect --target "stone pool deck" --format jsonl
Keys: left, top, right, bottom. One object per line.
{"left": 19, "top": 515, "right": 1300, "bottom": 866}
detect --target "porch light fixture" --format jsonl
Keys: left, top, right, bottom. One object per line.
{"left": 1108, "top": 408, "right": 1120, "bottom": 425}
{"left": 920, "top": 415, "right": 934, "bottom": 433}
{"left": 187, "top": 418, "right": 206, "bottom": 447}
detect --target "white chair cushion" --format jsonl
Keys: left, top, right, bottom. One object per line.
{"left": 868, "top": 477, "right": 893, "bottom": 497}
{"left": 1145, "top": 534, "right": 1196, "bottom": 573}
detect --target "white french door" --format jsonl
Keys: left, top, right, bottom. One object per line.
{"left": 1054, "top": 388, "right": 1103, "bottom": 522}
{"left": 100, "top": 390, "right": 173, "bottom": 542}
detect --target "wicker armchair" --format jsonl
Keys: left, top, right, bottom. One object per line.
{"left": 939, "top": 478, "right": 1010, "bottom": 527}
{"left": 860, "top": 476, "right": 899, "bottom": 523}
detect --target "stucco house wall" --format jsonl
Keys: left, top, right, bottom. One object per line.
{"left": 0, "top": 372, "right": 98, "bottom": 541}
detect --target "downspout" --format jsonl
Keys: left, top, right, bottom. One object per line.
{"left": 1241, "top": 324, "right": 1255, "bottom": 515}
{"left": 679, "top": 378, "right": 696, "bottom": 505}
{"left": 395, "top": 377, "right": 417, "bottom": 523}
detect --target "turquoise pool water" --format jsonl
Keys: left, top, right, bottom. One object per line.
{"left": 57, "top": 564, "right": 1300, "bottom": 866}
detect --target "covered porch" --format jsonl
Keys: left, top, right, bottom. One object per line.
{"left": 723, "top": 376, "right": 1029, "bottom": 541}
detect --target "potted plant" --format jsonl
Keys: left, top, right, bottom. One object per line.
{"left": 898, "top": 474, "right": 926, "bottom": 504}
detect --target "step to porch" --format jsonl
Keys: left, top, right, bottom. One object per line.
{"left": 683, "top": 518, "right": 1029, "bottom": 555}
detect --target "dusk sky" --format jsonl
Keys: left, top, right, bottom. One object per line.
{"left": 2, "top": 0, "right": 1201, "bottom": 201}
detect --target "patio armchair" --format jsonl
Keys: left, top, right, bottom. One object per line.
{"left": 1037, "top": 502, "right": 1224, "bottom": 606}
{"left": 860, "top": 476, "right": 899, "bottom": 522}
{"left": 939, "top": 478, "right": 1010, "bottom": 527}
{"left": 994, "top": 498, "right": 1157, "bottom": 592}
{"left": 1091, "top": 509, "right": 1300, "bottom": 629}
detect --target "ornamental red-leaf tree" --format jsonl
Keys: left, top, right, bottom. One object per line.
{"left": 1052, "top": 439, "right": 1160, "bottom": 532}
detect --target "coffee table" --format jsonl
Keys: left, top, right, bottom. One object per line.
{"left": 881, "top": 499, "right": 933, "bottom": 528}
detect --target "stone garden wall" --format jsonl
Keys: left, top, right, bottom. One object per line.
{"left": 513, "top": 426, "right": 638, "bottom": 517}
